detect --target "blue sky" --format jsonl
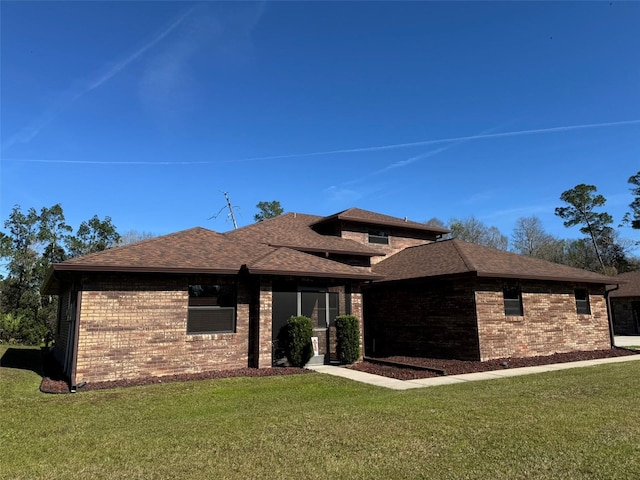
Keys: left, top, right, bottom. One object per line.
{"left": 1, "top": 1, "right": 638, "bottom": 248}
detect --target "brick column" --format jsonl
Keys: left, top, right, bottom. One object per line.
{"left": 258, "top": 278, "right": 273, "bottom": 368}
{"left": 351, "top": 288, "right": 364, "bottom": 361}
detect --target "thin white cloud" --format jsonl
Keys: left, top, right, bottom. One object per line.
{"left": 226, "top": 118, "right": 640, "bottom": 163}
{"left": 0, "top": 158, "right": 211, "bottom": 165}
{"left": 138, "top": 2, "right": 266, "bottom": 115}
{"left": 1, "top": 5, "right": 197, "bottom": 151}
{"left": 4, "top": 118, "right": 639, "bottom": 166}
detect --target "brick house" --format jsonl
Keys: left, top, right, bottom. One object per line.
{"left": 43, "top": 208, "right": 617, "bottom": 388}
{"left": 610, "top": 271, "right": 640, "bottom": 334}
{"left": 366, "top": 239, "right": 614, "bottom": 360}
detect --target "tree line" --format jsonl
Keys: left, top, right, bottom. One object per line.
{"left": 0, "top": 204, "right": 154, "bottom": 344}
{"left": 429, "top": 171, "right": 640, "bottom": 275}
{"left": 0, "top": 199, "right": 278, "bottom": 344}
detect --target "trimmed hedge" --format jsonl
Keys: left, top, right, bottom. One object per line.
{"left": 281, "top": 316, "right": 314, "bottom": 367}
{"left": 335, "top": 315, "right": 360, "bottom": 364}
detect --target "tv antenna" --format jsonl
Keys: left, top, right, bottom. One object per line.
{"left": 209, "top": 191, "right": 239, "bottom": 229}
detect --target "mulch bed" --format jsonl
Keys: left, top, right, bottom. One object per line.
{"left": 348, "top": 348, "right": 639, "bottom": 380}
{"left": 39, "top": 351, "right": 313, "bottom": 394}
{"left": 39, "top": 348, "right": 639, "bottom": 393}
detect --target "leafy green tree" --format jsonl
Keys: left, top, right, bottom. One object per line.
{"left": 1, "top": 206, "right": 40, "bottom": 312}
{"left": 622, "top": 170, "right": 640, "bottom": 230}
{"left": 254, "top": 200, "right": 284, "bottom": 222}
{"left": 66, "top": 215, "right": 121, "bottom": 258}
{"left": 1, "top": 205, "right": 122, "bottom": 344}
{"left": 38, "top": 204, "right": 72, "bottom": 264}
{"left": 555, "top": 184, "right": 613, "bottom": 274}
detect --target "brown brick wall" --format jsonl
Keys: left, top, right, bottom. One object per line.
{"left": 351, "top": 288, "right": 364, "bottom": 359}
{"left": 475, "top": 281, "right": 610, "bottom": 360}
{"left": 258, "top": 279, "right": 273, "bottom": 368}
{"left": 611, "top": 297, "right": 640, "bottom": 334}
{"left": 74, "top": 274, "right": 250, "bottom": 384}
{"left": 340, "top": 226, "right": 436, "bottom": 264}
{"left": 364, "top": 278, "right": 481, "bottom": 360}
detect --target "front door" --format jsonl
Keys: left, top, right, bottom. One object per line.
{"left": 633, "top": 302, "right": 640, "bottom": 334}
{"left": 271, "top": 287, "right": 340, "bottom": 366}
{"left": 301, "top": 291, "right": 338, "bottom": 364}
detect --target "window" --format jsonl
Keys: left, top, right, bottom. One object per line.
{"left": 368, "top": 230, "right": 389, "bottom": 245}
{"left": 503, "top": 286, "right": 523, "bottom": 316}
{"left": 187, "top": 284, "right": 236, "bottom": 334}
{"left": 575, "top": 289, "right": 591, "bottom": 315}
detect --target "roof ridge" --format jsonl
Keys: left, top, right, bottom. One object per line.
{"left": 450, "top": 238, "right": 477, "bottom": 273}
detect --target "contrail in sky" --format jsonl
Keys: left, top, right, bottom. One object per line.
{"left": 3, "top": 119, "right": 639, "bottom": 165}
{"left": 1, "top": 6, "right": 196, "bottom": 151}
{"left": 235, "top": 118, "right": 640, "bottom": 163}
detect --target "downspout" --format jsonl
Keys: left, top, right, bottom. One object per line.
{"left": 604, "top": 283, "right": 620, "bottom": 349}
{"left": 69, "top": 290, "right": 82, "bottom": 393}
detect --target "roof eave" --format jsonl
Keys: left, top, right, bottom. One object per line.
{"left": 247, "top": 267, "right": 382, "bottom": 280}
{"left": 475, "top": 271, "right": 614, "bottom": 284}
{"left": 49, "top": 264, "right": 241, "bottom": 275}
{"left": 267, "top": 243, "right": 385, "bottom": 257}
{"left": 311, "top": 214, "right": 450, "bottom": 234}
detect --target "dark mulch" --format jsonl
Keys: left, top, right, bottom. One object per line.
{"left": 349, "top": 348, "right": 639, "bottom": 380}
{"left": 39, "top": 352, "right": 314, "bottom": 394}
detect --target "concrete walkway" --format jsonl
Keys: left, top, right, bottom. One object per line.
{"left": 614, "top": 336, "right": 640, "bottom": 347}
{"left": 308, "top": 353, "right": 640, "bottom": 391}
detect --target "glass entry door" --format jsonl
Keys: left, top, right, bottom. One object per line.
{"left": 272, "top": 287, "right": 339, "bottom": 366}
{"left": 301, "top": 291, "right": 339, "bottom": 364}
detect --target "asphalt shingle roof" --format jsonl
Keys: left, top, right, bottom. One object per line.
{"left": 373, "top": 238, "right": 616, "bottom": 284}
{"left": 224, "top": 212, "right": 385, "bottom": 256}
{"left": 609, "top": 271, "right": 640, "bottom": 297}
{"left": 45, "top": 227, "right": 380, "bottom": 292}
{"left": 311, "top": 207, "right": 450, "bottom": 234}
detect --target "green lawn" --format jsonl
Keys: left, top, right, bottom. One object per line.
{"left": 2, "top": 345, "right": 640, "bottom": 480}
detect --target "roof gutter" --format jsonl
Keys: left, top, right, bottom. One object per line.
{"left": 605, "top": 283, "right": 620, "bottom": 349}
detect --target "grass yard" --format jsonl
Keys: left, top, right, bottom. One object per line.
{"left": 2, "top": 345, "right": 640, "bottom": 480}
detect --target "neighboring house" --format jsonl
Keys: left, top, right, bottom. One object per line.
{"left": 42, "top": 208, "right": 617, "bottom": 388}
{"left": 610, "top": 271, "right": 640, "bottom": 335}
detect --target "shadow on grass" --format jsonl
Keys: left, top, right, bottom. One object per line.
{"left": 1, "top": 347, "right": 45, "bottom": 377}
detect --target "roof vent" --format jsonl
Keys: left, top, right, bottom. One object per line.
{"left": 404, "top": 216, "right": 408, "bottom": 222}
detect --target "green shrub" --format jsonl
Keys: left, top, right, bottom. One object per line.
{"left": 335, "top": 315, "right": 360, "bottom": 364}
{"left": 0, "top": 311, "right": 47, "bottom": 345}
{"left": 281, "top": 316, "right": 314, "bottom": 367}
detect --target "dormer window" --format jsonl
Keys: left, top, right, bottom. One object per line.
{"left": 368, "top": 230, "right": 389, "bottom": 245}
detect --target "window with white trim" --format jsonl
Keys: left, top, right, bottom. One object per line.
{"left": 187, "top": 284, "right": 236, "bottom": 334}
